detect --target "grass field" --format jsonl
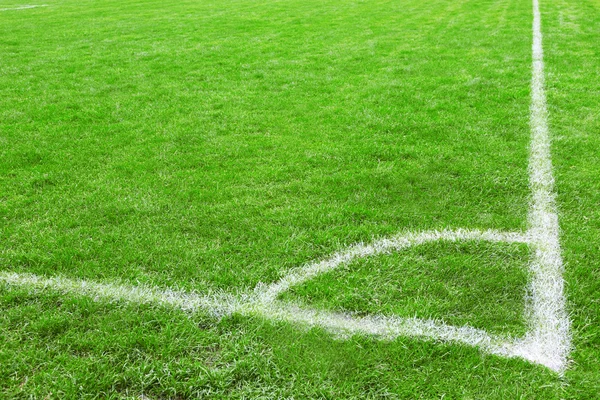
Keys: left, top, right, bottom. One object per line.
{"left": 0, "top": 0, "right": 598, "bottom": 398}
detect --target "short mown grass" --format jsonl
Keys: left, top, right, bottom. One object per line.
{"left": 1, "top": 0, "right": 599, "bottom": 397}
{"left": 0, "top": 286, "right": 563, "bottom": 399}
{"left": 1, "top": 0, "right": 531, "bottom": 293}
{"left": 281, "top": 241, "right": 530, "bottom": 336}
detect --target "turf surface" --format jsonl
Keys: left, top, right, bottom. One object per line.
{"left": 1, "top": 0, "right": 531, "bottom": 291}
{"left": 281, "top": 241, "right": 530, "bottom": 336}
{"left": 1, "top": 0, "right": 599, "bottom": 397}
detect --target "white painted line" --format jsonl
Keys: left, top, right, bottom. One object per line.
{"left": 249, "top": 0, "right": 571, "bottom": 373}
{"left": 256, "top": 229, "right": 530, "bottom": 304}
{"left": 512, "top": 0, "right": 571, "bottom": 373}
{"left": 0, "top": 0, "right": 571, "bottom": 375}
{"left": 0, "top": 270, "right": 523, "bottom": 361}
{"left": 0, "top": 271, "right": 239, "bottom": 317}
{"left": 0, "top": 5, "right": 47, "bottom": 11}
{"left": 0, "top": 269, "right": 561, "bottom": 371}
{"left": 244, "top": 300, "right": 566, "bottom": 373}
{"left": 245, "top": 300, "right": 512, "bottom": 352}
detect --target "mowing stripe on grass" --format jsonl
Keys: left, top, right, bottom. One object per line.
{"left": 0, "top": 0, "right": 571, "bottom": 374}
{"left": 0, "top": 4, "right": 47, "bottom": 11}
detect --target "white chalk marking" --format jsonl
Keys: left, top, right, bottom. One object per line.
{"left": 0, "top": 271, "right": 239, "bottom": 316}
{"left": 0, "top": 4, "right": 47, "bottom": 11}
{"left": 256, "top": 229, "right": 529, "bottom": 304}
{"left": 509, "top": 0, "right": 571, "bottom": 373}
{"left": 0, "top": 268, "right": 535, "bottom": 363}
{"left": 0, "top": 0, "right": 570, "bottom": 374}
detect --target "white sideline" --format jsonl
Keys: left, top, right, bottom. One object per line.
{"left": 509, "top": 0, "right": 571, "bottom": 373}
{"left": 0, "top": 5, "right": 47, "bottom": 11}
{"left": 0, "top": 0, "right": 570, "bottom": 374}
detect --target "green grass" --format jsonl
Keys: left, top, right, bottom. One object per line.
{"left": 0, "top": 286, "right": 563, "bottom": 399}
{"left": 544, "top": 0, "right": 600, "bottom": 397}
{"left": 281, "top": 241, "right": 530, "bottom": 336}
{"left": 0, "top": 0, "right": 531, "bottom": 292}
{"left": 0, "top": 0, "right": 599, "bottom": 397}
